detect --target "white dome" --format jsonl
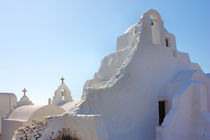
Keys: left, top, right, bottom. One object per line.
{"left": 15, "top": 95, "right": 33, "bottom": 107}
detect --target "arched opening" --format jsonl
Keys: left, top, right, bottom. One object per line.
{"left": 165, "top": 38, "right": 169, "bottom": 47}
{"left": 150, "top": 14, "right": 160, "bottom": 45}
{"left": 61, "top": 89, "right": 65, "bottom": 101}
{"left": 150, "top": 16, "right": 155, "bottom": 25}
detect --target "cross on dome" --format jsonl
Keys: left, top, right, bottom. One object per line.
{"left": 61, "top": 77, "right": 65, "bottom": 84}
{"left": 22, "top": 88, "right": 27, "bottom": 96}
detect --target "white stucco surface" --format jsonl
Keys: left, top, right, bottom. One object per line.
{"left": 12, "top": 9, "right": 210, "bottom": 140}
{"left": 74, "top": 9, "right": 209, "bottom": 140}
{"left": 39, "top": 114, "right": 107, "bottom": 140}
{"left": 156, "top": 70, "right": 210, "bottom": 140}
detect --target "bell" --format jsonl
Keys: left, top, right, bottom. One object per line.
{"left": 151, "top": 20, "right": 154, "bottom": 25}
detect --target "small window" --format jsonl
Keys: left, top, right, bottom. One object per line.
{"left": 165, "top": 38, "right": 169, "bottom": 47}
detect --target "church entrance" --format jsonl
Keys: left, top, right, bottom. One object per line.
{"left": 158, "top": 101, "right": 166, "bottom": 125}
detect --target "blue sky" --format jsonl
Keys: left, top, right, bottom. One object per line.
{"left": 0, "top": 0, "right": 209, "bottom": 105}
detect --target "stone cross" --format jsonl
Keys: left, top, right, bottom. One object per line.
{"left": 61, "top": 77, "right": 65, "bottom": 84}
{"left": 22, "top": 88, "right": 27, "bottom": 96}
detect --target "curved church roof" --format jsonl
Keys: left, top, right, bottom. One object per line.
{"left": 8, "top": 105, "right": 43, "bottom": 121}
{"left": 7, "top": 104, "right": 65, "bottom": 122}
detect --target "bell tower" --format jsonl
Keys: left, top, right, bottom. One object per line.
{"left": 52, "top": 77, "right": 73, "bottom": 105}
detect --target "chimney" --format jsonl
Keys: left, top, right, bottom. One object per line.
{"left": 48, "top": 98, "right": 52, "bottom": 105}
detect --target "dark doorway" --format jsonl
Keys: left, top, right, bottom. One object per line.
{"left": 159, "top": 101, "right": 166, "bottom": 125}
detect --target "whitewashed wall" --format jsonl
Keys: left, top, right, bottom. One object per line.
{"left": 40, "top": 114, "right": 107, "bottom": 140}
{"left": 156, "top": 81, "right": 210, "bottom": 140}
{"left": 0, "top": 93, "right": 17, "bottom": 133}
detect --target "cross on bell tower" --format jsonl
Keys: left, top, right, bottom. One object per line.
{"left": 22, "top": 88, "right": 27, "bottom": 96}
{"left": 61, "top": 77, "right": 65, "bottom": 84}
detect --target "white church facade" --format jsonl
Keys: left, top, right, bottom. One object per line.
{"left": 1, "top": 9, "right": 209, "bottom": 140}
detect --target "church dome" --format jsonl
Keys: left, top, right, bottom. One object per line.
{"left": 15, "top": 88, "right": 33, "bottom": 108}
{"left": 15, "top": 95, "right": 33, "bottom": 107}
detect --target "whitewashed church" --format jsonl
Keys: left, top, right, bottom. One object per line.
{"left": 0, "top": 9, "right": 210, "bottom": 140}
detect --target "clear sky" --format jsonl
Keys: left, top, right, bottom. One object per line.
{"left": 0, "top": 0, "right": 209, "bottom": 105}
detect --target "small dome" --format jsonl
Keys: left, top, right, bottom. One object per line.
{"left": 15, "top": 95, "right": 33, "bottom": 108}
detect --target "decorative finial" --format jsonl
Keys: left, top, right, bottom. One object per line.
{"left": 61, "top": 77, "right": 65, "bottom": 84}
{"left": 22, "top": 88, "right": 27, "bottom": 96}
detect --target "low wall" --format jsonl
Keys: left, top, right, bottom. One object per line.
{"left": 41, "top": 113, "right": 108, "bottom": 140}
{"left": 13, "top": 113, "right": 108, "bottom": 140}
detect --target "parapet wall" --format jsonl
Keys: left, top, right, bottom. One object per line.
{"left": 13, "top": 113, "right": 108, "bottom": 140}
